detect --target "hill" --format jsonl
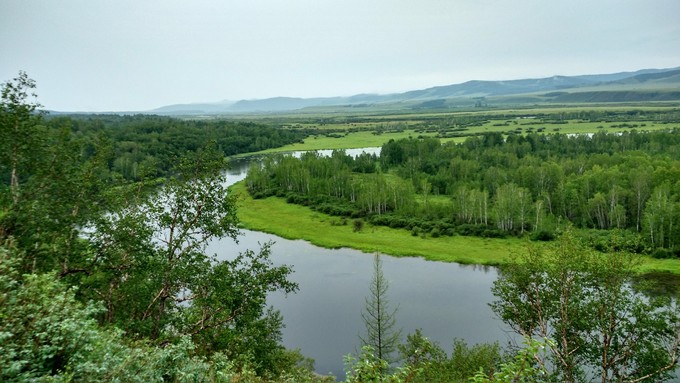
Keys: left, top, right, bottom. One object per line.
{"left": 150, "top": 67, "right": 680, "bottom": 115}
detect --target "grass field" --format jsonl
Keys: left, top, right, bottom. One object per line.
{"left": 252, "top": 129, "right": 442, "bottom": 154}
{"left": 241, "top": 105, "right": 680, "bottom": 154}
{"left": 230, "top": 182, "right": 680, "bottom": 274}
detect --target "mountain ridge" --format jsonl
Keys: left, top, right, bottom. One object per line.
{"left": 150, "top": 67, "right": 680, "bottom": 115}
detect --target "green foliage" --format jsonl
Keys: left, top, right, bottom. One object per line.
{"left": 469, "top": 337, "right": 551, "bottom": 383}
{"left": 0, "top": 244, "right": 249, "bottom": 383}
{"left": 346, "top": 331, "right": 504, "bottom": 383}
{"left": 396, "top": 330, "right": 502, "bottom": 383}
{"left": 353, "top": 218, "right": 365, "bottom": 232}
{"left": 1, "top": 74, "right": 118, "bottom": 275}
{"left": 76, "top": 146, "right": 299, "bottom": 376}
{"left": 0, "top": 71, "right": 43, "bottom": 199}
{"left": 343, "top": 346, "right": 418, "bottom": 383}
{"left": 44, "top": 114, "right": 309, "bottom": 181}
{"left": 491, "top": 228, "right": 680, "bottom": 382}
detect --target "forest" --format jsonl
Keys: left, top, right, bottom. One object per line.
{"left": 246, "top": 130, "right": 680, "bottom": 257}
{"left": 2, "top": 72, "right": 680, "bottom": 382}
{"left": 42, "top": 114, "right": 308, "bottom": 180}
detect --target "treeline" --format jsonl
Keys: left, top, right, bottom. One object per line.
{"left": 43, "top": 114, "right": 307, "bottom": 180}
{"left": 246, "top": 130, "right": 680, "bottom": 256}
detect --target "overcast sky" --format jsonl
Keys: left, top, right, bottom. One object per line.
{"left": 1, "top": 0, "right": 679, "bottom": 112}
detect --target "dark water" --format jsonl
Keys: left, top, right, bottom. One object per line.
{"left": 208, "top": 229, "right": 509, "bottom": 378}
{"left": 213, "top": 151, "right": 511, "bottom": 378}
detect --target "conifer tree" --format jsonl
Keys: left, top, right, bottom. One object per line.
{"left": 359, "top": 253, "right": 401, "bottom": 366}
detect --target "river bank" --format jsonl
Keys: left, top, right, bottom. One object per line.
{"left": 230, "top": 182, "right": 680, "bottom": 274}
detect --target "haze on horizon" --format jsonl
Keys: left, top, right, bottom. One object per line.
{"left": 1, "top": 0, "right": 679, "bottom": 112}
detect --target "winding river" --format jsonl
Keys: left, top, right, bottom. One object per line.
{"left": 207, "top": 149, "right": 512, "bottom": 378}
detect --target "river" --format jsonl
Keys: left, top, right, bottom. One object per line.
{"left": 208, "top": 148, "right": 512, "bottom": 378}
{"left": 210, "top": 148, "right": 679, "bottom": 381}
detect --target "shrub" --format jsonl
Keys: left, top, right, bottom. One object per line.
{"left": 481, "top": 229, "right": 506, "bottom": 238}
{"left": 353, "top": 219, "right": 364, "bottom": 232}
{"left": 531, "top": 230, "right": 556, "bottom": 241}
{"left": 652, "top": 248, "right": 674, "bottom": 259}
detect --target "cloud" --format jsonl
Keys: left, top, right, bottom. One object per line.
{"left": 1, "top": 0, "right": 678, "bottom": 111}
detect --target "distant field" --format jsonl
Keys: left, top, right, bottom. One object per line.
{"left": 253, "top": 129, "right": 438, "bottom": 153}
{"left": 244, "top": 104, "right": 680, "bottom": 154}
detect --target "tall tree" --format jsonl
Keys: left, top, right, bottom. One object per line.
{"left": 643, "top": 183, "right": 678, "bottom": 249}
{"left": 85, "top": 146, "right": 297, "bottom": 351}
{"left": 360, "top": 253, "right": 401, "bottom": 366}
{"left": 0, "top": 71, "right": 42, "bottom": 204}
{"left": 0, "top": 73, "right": 114, "bottom": 274}
{"left": 491, "top": 228, "right": 680, "bottom": 382}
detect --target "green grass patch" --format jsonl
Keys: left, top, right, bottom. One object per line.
{"left": 250, "top": 129, "right": 439, "bottom": 154}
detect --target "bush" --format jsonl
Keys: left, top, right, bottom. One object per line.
{"left": 456, "top": 224, "right": 486, "bottom": 237}
{"left": 652, "top": 248, "right": 674, "bottom": 259}
{"left": 531, "top": 230, "right": 556, "bottom": 241}
{"left": 353, "top": 219, "right": 364, "bottom": 232}
{"left": 481, "top": 229, "right": 506, "bottom": 239}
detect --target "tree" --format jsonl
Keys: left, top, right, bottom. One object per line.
{"left": 0, "top": 71, "right": 42, "bottom": 205}
{"left": 493, "top": 183, "right": 532, "bottom": 233}
{"left": 0, "top": 243, "right": 222, "bottom": 383}
{"left": 643, "top": 183, "right": 678, "bottom": 249}
{"left": 80, "top": 145, "right": 299, "bottom": 375}
{"left": 0, "top": 73, "right": 115, "bottom": 275}
{"left": 360, "top": 253, "right": 402, "bottom": 366}
{"left": 491, "top": 228, "right": 680, "bottom": 382}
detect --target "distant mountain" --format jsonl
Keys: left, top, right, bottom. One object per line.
{"left": 609, "top": 69, "right": 680, "bottom": 85}
{"left": 150, "top": 67, "right": 680, "bottom": 115}
{"left": 151, "top": 100, "right": 235, "bottom": 115}
{"left": 570, "top": 68, "right": 680, "bottom": 83}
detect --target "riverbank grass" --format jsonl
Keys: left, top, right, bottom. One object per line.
{"left": 232, "top": 182, "right": 525, "bottom": 266}
{"left": 232, "top": 181, "right": 680, "bottom": 274}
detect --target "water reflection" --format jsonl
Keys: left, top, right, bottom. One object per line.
{"left": 632, "top": 271, "right": 680, "bottom": 297}
{"left": 207, "top": 229, "right": 510, "bottom": 378}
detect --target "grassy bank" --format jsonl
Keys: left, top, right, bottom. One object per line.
{"left": 231, "top": 182, "right": 680, "bottom": 274}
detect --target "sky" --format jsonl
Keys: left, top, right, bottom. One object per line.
{"left": 1, "top": 0, "right": 679, "bottom": 112}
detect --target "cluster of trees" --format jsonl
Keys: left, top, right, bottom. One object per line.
{"left": 41, "top": 114, "right": 308, "bottom": 180}
{"left": 245, "top": 150, "right": 413, "bottom": 217}
{"left": 246, "top": 131, "right": 680, "bottom": 255}
{"left": 0, "top": 72, "right": 327, "bottom": 382}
